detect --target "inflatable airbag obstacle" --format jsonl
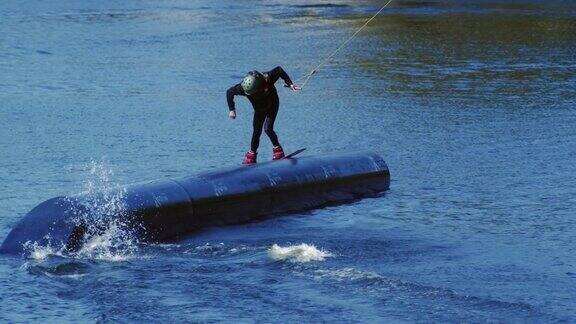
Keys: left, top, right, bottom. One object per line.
{"left": 0, "top": 151, "right": 390, "bottom": 254}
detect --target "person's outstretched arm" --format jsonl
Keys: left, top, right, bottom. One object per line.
{"left": 265, "top": 66, "right": 301, "bottom": 91}
{"left": 226, "top": 84, "right": 244, "bottom": 119}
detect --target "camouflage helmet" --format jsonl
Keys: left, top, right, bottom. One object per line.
{"left": 241, "top": 70, "right": 265, "bottom": 95}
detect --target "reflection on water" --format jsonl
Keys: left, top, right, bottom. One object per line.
{"left": 309, "top": 0, "right": 576, "bottom": 103}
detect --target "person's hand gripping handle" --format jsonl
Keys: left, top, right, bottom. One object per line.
{"left": 284, "top": 84, "right": 302, "bottom": 91}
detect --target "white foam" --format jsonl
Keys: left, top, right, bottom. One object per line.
{"left": 313, "top": 268, "right": 382, "bottom": 281}
{"left": 59, "top": 273, "right": 87, "bottom": 280}
{"left": 195, "top": 243, "right": 225, "bottom": 251}
{"left": 22, "top": 221, "right": 138, "bottom": 263}
{"left": 268, "top": 243, "right": 333, "bottom": 263}
{"left": 24, "top": 240, "right": 65, "bottom": 261}
{"left": 75, "top": 220, "right": 138, "bottom": 262}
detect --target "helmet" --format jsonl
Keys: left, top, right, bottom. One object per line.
{"left": 241, "top": 70, "right": 265, "bottom": 95}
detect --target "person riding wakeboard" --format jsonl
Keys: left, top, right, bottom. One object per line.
{"left": 226, "top": 66, "right": 301, "bottom": 164}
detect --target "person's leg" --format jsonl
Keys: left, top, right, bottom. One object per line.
{"left": 251, "top": 111, "right": 267, "bottom": 153}
{"left": 243, "top": 111, "right": 266, "bottom": 164}
{"left": 264, "top": 102, "right": 285, "bottom": 160}
{"left": 264, "top": 103, "right": 280, "bottom": 147}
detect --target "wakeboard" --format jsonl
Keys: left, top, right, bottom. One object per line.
{"left": 284, "top": 148, "right": 306, "bottom": 159}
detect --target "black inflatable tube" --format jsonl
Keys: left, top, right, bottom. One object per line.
{"left": 0, "top": 151, "right": 390, "bottom": 255}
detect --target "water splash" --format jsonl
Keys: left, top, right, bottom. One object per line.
{"left": 23, "top": 240, "right": 65, "bottom": 261}
{"left": 24, "top": 160, "right": 139, "bottom": 262}
{"left": 75, "top": 220, "right": 138, "bottom": 262}
{"left": 76, "top": 160, "right": 127, "bottom": 218}
{"left": 268, "top": 243, "right": 333, "bottom": 263}
{"left": 70, "top": 160, "right": 139, "bottom": 261}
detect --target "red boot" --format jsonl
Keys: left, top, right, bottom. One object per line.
{"left": 242, "top": 151, "right": 257, "bottom": 165}
{"left": 272, "top": 146, "right": 285, "bottom": 160}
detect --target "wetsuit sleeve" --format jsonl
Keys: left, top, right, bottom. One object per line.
{"left": 266, "top": 66, "right": 293, "bottom": 86}
{"left": 226, "top": 84, "right": 245, "bottom": 111}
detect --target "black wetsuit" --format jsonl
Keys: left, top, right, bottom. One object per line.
{"left": 226, "top": 66, "right": 294, "bottom": 153}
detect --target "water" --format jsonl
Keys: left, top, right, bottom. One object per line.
{"left": 1, "top": 0, "right": 575, "bottom": 322}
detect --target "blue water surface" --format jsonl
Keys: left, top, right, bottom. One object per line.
{"left": 1, "top": 0, "right": 575, "bottom": 322}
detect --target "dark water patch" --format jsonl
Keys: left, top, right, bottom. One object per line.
{"left": 293, "top": 4, "right": 351, "bottom": 9}
{"left": 27, "top": 261, "right": 91, "bottom": 277}
{"left": 35, "top": 85, "right": 62, "bottom": 91}
{"left": 389, "top": 0, "right": 576, "bottom": 16}
{"left": 276, "top": 2, "right": 370, "bottom": 21}
{"left": 311, "top": 266, "right": 560, "bottom": 322}
{"left": 36, "top": 50, "right": 52, "bottom": 55}
{"left": 325, "top": 235, "right": 458, "bottom": 266}
{"left": 110, "top": 30, "right": 211, "bottom": 47}
{"left": 392, "top": 1, "right": 444, "bottom": 8}
{"left": 60, "top": 10, "right": 150, "bottom": 24}
{"left": 8, "top": 9, "right": 152, "bottom": 24}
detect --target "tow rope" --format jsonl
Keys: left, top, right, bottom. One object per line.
{"left": 293, "top": 0, "right": 395, "bottom": 89}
